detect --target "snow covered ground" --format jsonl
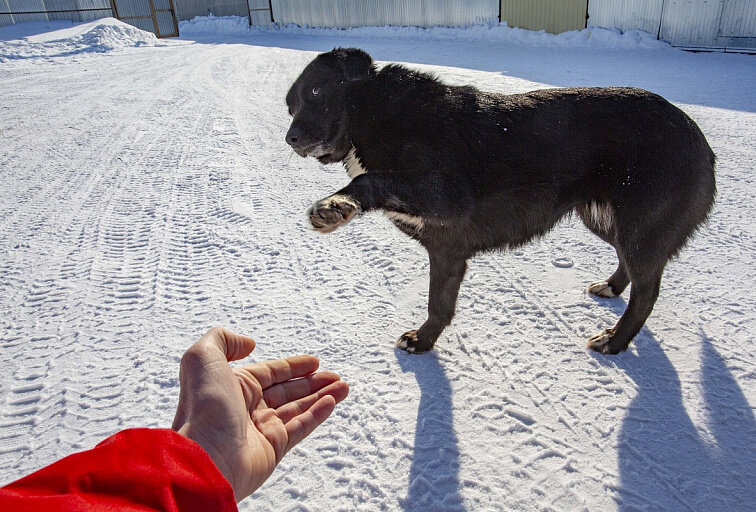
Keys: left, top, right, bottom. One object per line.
{"left": 1, "top": 16, "right": 755, "bottom": 511}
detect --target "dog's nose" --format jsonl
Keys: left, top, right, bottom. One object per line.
{"left": 286, "top": 126, "right": 302, "bottom": 147}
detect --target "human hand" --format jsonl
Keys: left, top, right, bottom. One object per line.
{"left": 171, "top": 327, "right": 349, "bottom": 501}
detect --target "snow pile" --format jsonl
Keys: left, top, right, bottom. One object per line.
{"left": 0, "top": 17, "right": 159, "bottom": 63}
{"left": 179, "top": 15, "right": 672, "bottom": 50}
{"left": 76, "top": 19, "right": 158, "bottom": 50}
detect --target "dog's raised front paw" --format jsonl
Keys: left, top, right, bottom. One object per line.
{"left": 307, "top": 195, "right": 360, "bottom": 233}
{"left": 396, "top": 330, "right": 435, "bottom": 354}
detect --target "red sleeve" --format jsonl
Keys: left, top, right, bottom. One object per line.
{"left": 0, "top": 428, "right": 238, "bottom": 512}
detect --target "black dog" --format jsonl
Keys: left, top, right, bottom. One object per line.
{"left": 285, "top": 48, "right": 716, "bottom": 355}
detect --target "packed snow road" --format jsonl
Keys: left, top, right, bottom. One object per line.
{"left": 1, "top": 18, "right": 754, "bottom": 511}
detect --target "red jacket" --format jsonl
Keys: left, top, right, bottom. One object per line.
{"left": 0, "top": 428, "right": 238, "bottom": 511}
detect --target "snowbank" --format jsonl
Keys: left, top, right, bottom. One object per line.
{"left": 0, "top": 14, "right": 671, "bottom": 64}
{"left": 179, "top": 15, "right": 672, "bottom": 51}
{"left": 0, "top": 18, "right": 159, "bottom": 63}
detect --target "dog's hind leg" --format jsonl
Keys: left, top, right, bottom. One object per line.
{"left": 397, "top": 250, "right": 467, "bottom": 353}
{"left": 587, "top": 262, "right": 629, "bottom": 298}
{"left": 577, "top": 202, "right": 630, "bottom": 298}
{"left": 588, "top": 266, "right": 663, "bottom": 354}
{"left": 587, "top": 201, "right": 675, "bottom": 354}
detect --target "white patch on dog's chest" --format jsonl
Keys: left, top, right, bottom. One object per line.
{"left": 343, "top": 148, "right": 367, "bottom": 179}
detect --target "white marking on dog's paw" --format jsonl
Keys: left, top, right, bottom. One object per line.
{"left": 587, "top": 281, "right": 617, "bottom": 298}
{"left": 587, "top": 329, "right": 614, "bottom": 354}
{"left": 397, "top": 330, "right": 421, "bottom": 353}
{"left": 307, "top": 195, "right": 361, "bottom": 233}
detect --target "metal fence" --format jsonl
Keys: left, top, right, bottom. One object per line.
{"left": 0, "top": 0, "right": 113, "bottom": 26}
{"left": 588, "top": 0, "right": 756, "bottom": 51}
{"left": 2, "top": 0, "right": 754, "bottom": 51}
{"left": 113, "top": 0, "right": 178, "bottom": 36}
{"left": 0, "top": 0, "right": 178, "bottom": 37}
{"left": 499, "top": 0, "right": 587, "bottom": 35}
{"left": 271, "top": 0, "right": 498, "bottom": 29}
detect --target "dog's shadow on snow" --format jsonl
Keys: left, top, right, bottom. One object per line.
{"left": 591, "top": 319, "right": 756, "bottom": 511}
{"left": 395, "top": 349, "right": 468, "bottom": 512}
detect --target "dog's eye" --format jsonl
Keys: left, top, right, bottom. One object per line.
{"left": 312, "top": 87, "right": 321, "bottom": 96}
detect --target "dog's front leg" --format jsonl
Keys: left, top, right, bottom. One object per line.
{"left": 397, "top": 250, "right": 468, "bottom": 353}
{"left": 307, "top": 171, "right": 467, "bottom": 233}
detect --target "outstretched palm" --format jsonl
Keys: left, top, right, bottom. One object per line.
{"left": 172, "top": 327, "right": 349, "bottom": 501}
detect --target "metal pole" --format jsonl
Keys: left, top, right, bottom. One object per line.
{"left": 147, "top": 0, "right": 159, "bottom": 37}
{"left": 657, "top": 0, "right": 666, "bottom": 40}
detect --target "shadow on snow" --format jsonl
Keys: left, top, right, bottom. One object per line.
{"left": 395, "top": 349, "right": 468, "bottom": 512}
{"left": 590, "top": 322, "right": 756, "bottom": 511}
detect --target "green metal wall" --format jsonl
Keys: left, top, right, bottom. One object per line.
{"left": 500, "top": 0, "right": 588, "bottom": 34}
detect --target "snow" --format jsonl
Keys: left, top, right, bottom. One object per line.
{"left": 0, "top": 18, "right": 158, "bottom": 63}
{"left": 181, "top": 15, "right": 671, "bottom": 50}
{"left": 1, "top": 15, "right": 755, "bottom": 512}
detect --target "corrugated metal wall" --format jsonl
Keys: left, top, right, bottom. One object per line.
{"left": 587, "top": 0, "right": 664, "bottom": 35}
{"left": 112, "top": 0, "right": 177, "bottom": 36}
{"left": 720, "top": 0, "right": 756, "bottom": 37}
{"left": 0, "top": 0, "right": 112, "bottom": 27}
{"left": 659, "top": 0, "right": 724, "bottom": 48}
{"left": 113, "top": 0, "right": 152, "bottom": 33}
{"left": 174, "top": 0, "right": 248, "bottom": 21}
{"left": 500, "top": 0, "right": 587, "bottom": 34}
{"left": 589, "top": 0, "right": 756, "bottom": 51}
{"left": 248, "top": 0, "right": 271, "bottom": 25}
{"left": 154, "top": 0, "right": 178, "bottom": 35}
{"left": 272, "top": 0, "right": 498, "bottom": 28}
{"left": 718, "top": 0, "right": 756, "bottom": 50}
{"left": 3, "top": 0, "right": 754, "bottom": 51}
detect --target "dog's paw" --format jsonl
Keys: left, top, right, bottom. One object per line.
{"left": 396, "top": 330, "right": 434, "bottom": 354}
{"left": 587, "top": 328, "right": 626, "bottom": 355}
{"left": 587, "top": 280, "right": 617, "bottom": 298}
{"left": 307, "top": 195, "right": 360, "bottom": 233}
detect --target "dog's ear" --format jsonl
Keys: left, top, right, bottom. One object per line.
{"left": 331, "top": 48, "right": 374, "bottom": 82}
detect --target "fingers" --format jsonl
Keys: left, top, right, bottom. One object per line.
{"left": 262, "top": 371, "right": 341, "bottom": 409}
{"left": 284, "top": 395, "right": 338, "bottom": 455}
{"left": 276, "top": 379, "right": 349, "bottom": 424}
{"left": 238, "top": 355, "right": 320, "bottom": 390}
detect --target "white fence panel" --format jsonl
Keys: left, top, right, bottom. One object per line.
{"left": 272, "top": 0, "right": 498, "bottom": 28}
{"left": 587, "top": 0, "right": 664, "bottom": 35}
{"left": 659, "top": 0, "right": 724, "bottom": 48}
{"left": 717, "top": 0, "right": 756, "bottom": 50}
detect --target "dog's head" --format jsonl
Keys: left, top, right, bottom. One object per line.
{"left": 285, "top": 48, "right": 374, "bottom": 164}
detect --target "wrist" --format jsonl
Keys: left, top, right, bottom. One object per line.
{"left": 176, "top": 424, "right": 239, "bottom": 500}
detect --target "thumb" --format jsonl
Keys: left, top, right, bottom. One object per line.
{"left": 202, "top": 327, "right": 256, "bottom": 362}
